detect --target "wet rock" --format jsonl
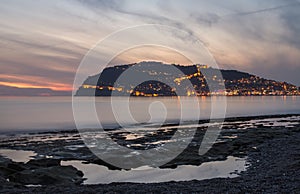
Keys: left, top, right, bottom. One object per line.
{"left": 8, "top": 165, "right": 84, "bottom": 185}
{"left": 7, "top": 163, "right": 26, "bottom": 171}
{"left": 0, "top": 175, "right": 8, "bottom": 184}
{"left": 88, "top": 158, "right": 121, "bottom": 170}
{"left": 0, "top": 166, "right": 17, "bottom": 177}
{"left": 26, "top": 158, "right": 61, "bottom": 168}
{"left": 0, "top": 175, "right": 12, "bottom": 190}
{"left": 0, "top": 158, "right": 27, "bottom": 177}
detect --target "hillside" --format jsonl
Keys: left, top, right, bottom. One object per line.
{"left": 76, "top": 61, "right": 299, "bottom": 96}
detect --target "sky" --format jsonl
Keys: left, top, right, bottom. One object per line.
{"left": 1, "top": 0, "right": 300, "bottom": 95}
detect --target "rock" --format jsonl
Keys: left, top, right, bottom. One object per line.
{"left": 7, "top": 162, "right": 26, "bottom": 171}
{"left": 0, "top": 176, "right": 11, "bottom": 189}
{"left": 0, "top": 165, "right": 19, "bottom": 177}
{"left": 26, "top": 158, "right": 61, "bottom": 168}
{"left": 0, "top": 159, "right": 27, "bottom": 177}
{"left": 89, "top": 158, "right": 121, "bottom": 170}
{"left": 8, "top": 165, "right": 84, "bottom": 185}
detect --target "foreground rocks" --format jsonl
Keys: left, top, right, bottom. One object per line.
{"left": 2, "top": 126, "right": 298, "bottom": 193}
{"left": 0, "top": 158, "right": 84, "bottom": 188}
{"left": 0, "top": 114, "right": 299, "bottom": 193}
{"left": 9, "top": 165, "right": 84, "bottom": 185}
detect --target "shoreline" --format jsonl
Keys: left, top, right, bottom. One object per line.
{"left": 0, "top": 114, "right": 299, "bottom": 193}
{"left": 8, "top": 130, "right": 298, "bottom": 193}
{"left": 1, "top": 113, "right": 299, "bottom": 136}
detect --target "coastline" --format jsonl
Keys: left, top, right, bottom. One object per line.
{"left": 15, "top": 129, "right": 300, "bottom": 193}
{"left": 0, "top": 114, "right": 299, "bottom": 193}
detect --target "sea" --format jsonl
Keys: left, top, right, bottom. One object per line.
{"left": 0, "top": 96, "right": 299, "bottom": 133}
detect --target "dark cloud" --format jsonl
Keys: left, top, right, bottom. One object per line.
{"left": 226, "top": 1, "right": 300, "bottom": 17}
{"left": 191, "top": 13, "right": 220, "bottom": 27}
{"left": 1, "top": 34, "right": 87, "bottom": 58}
{"left": 0, "top": 85, "right": 71, "bottom": 96}
{"left": 1, "top": 58, "right": 76, "bottom": 85}
{"left": 113, "top": 8, "right": 200, "bottom": 43}
{"left": 279, "top": 5, "right": 300, "bottom": 49}
{"left": 76, "top": 0, "right": 121, "bottom": 10}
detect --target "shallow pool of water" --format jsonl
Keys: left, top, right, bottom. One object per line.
{"left": 0, "top": 149, "right": 36, "bottom": 163}
{"left": 62, "top": 156, "right": 248, "bottom": 184}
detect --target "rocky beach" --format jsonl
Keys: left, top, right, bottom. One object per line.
{"left": 2, "top": 0, "right": 300, "bottom": 193}
{"left": 0, "top": 114, "right": 299, "bottom": 193}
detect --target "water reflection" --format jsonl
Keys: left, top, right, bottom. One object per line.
{"left": 0, "top": 149, "right": 36, "bottom": 162}
{"left": 62, "top": 156, "right": 248, "bottom": 184}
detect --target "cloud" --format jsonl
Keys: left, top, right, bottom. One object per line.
{"left": 0, "top": 85, "right": 71, "bottom": 96}
{"left": 185, "top": 0, "right": 300, "bottom": 86}
{"left": 223, "top": 1, "right": 300, "bottom": 17}
{"left": 278, "top": 6, "right": 300, "bottom": 49}
{"left": 0, "top": 0, "right": 300, "bottom": 96}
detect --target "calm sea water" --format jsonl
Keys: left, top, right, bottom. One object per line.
{"left": 0, "top": 96, "right": 299, "bottom": 133}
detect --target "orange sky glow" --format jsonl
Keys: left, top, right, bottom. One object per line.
{"left": 0, "top": 82, "right": 73, "bottom": 91}
{"left": 0, "top": 0, "right": 299, "bottom": 95}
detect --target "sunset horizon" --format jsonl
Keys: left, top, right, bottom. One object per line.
{"left": 1, "top": 0, "right": 300, "bottom": 96}
{"left": 0, "top": 1, "right": 299, "bottom": 193}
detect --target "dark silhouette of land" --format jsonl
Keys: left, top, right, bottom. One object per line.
{"left": 76, "top": 61, "right": 299, "bottom": 96}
